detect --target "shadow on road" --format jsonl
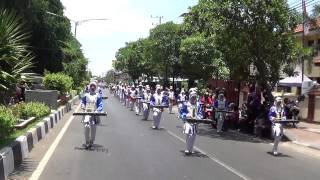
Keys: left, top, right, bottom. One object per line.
{"left": 266, "top": 152, "right": 293, "bottom": 158}
{"left": 74, "top": 144, "right": 109, "bottom": 154}
{"left": 194, "top": 125, "right": 270, "bottom": 144}
{"left": 179, "top": 150, "right": 209, "bottom": 158}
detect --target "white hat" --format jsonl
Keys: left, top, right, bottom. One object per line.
{"left": 275, "top": 97, "right": 282, "bottom": 102}
{"left": 89, "top": 81, "right": 97, "bottom": 88}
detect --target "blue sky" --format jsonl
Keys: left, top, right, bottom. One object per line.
{"left": 61, "top": 0, "right": 198, "bottom": 76}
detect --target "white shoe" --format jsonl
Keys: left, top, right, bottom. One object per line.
{"left": 273, "top": 151, "right": 278, "bottom": 156}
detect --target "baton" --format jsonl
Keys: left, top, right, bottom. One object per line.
{"left": 150, "top": 105, "right": 169, "bottom": 108}
{"left": 185, "top": 118, "right": 214, "bottom": 124}
{"left": 73, "top": 112, "right": 107, "bottom": 116}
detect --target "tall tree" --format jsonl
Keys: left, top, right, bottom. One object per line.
{"left": 0, "top": 9, "right": 33, "bottom": 103}
{"left": 183, "top": 0, "right": 299, "bottom": 88}
{"left": 149, "top": 22, "right": 181, "bottom": 86}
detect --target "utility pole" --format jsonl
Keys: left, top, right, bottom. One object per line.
{"left": 151, "top": 15, "right": 163, "bottom": 26}
{"left": 302, "top": 0, "right": 307, "bottom": 83}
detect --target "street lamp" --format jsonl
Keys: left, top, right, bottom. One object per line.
{"left": 46, "top": 11, "right": 109, "bottom": 37}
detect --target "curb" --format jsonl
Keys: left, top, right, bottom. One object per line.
{"left": 0, "top": 95, "right": 79, "bottom": 180}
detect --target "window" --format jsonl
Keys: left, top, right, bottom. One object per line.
{"left": 308, "top": 40, "right": 314, "bottom": 47}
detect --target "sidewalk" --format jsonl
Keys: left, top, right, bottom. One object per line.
{"left": 284, "top": 121, "right": 320, "bottom": 150}
{"left": 171, "top": 106, "right": 320, "bottom": 151}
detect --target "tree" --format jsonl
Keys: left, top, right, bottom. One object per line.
{"left": 62, "top": 37, "right": 89, "bottom": 87}
{"left": 0, "top": 9, "right": 33, "bottom": 104}
{"left": 0, "top": 0, "right": 74, "bottom": 74}
{"left": 149, "top": 22, "right": 182, "bottom": 86}
{"left": 114, "top": 38, "right": 158, "bottom": 82}
{"left": 180, "top": 34, "right": 229, "bottom": 81}
{"left": 184, "top": 0, "right": 299, "bottom": 88}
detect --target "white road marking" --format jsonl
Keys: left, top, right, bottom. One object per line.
{"left": 29, "top": 105, "right": 81, "bottom": 180}
{"left": 166, "top": 129, "right": 251, "bottom": 180}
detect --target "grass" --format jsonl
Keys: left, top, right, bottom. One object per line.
{"left": 0, "top": 118, "right": 43, "bottom": 149}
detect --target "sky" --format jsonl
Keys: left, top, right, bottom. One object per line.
{"left": 60, "top": 0, "right": 198, "bottom": 76}
{"left": 60, "top": 0, "right": 314, "bottom": 77}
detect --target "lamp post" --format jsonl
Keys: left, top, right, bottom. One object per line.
{"left": 46, "top": 11, "right": 108, "bottom": 37}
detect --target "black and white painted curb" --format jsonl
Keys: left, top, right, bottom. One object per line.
{"left": 0, "top": 95, "right": 79, "bottom": 180}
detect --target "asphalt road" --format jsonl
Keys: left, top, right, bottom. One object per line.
{"left": 36, "top": 90, "right": 320, "bottom": 180}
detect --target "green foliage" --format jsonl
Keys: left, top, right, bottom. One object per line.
{"left": 149, "top": 22, "right": 182, "bottom": 84}
{"left": 0, "top": 9, "right": 33, "bottom": 92}
{"left": 0, "top": 0, "right": 87, "bottom": 77}
{"left": 180, "top": 34, "right": 229, "bottom": 80}
{"left": 0, "top": 106, "right": 16, "bottom": 138}
{"left": 11, "top": 102, "right": 50, "bottom": 119}
{"left": 62, "top": 37, "right": 89, "bottom": 87}
{"left": 115, "top": 38, "right": 156, "bottom": 81}
{"left": 43, "top": 73, "right": 73, "bottom": 94}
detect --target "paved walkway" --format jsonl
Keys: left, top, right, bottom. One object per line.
{"left": 284, "top": 122, "right": 320, "bottom": 150}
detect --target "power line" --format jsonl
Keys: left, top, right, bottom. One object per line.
{"left": 289, "top": 0, "right": 318, "bottom": 11}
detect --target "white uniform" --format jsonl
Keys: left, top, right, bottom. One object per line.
{"left": 178, "top": 93, "right": 186, "bottom": 117}
{"left": 269, "top": 105, "right": 286, "bottom": 155}
{"left": 142, "top": 91, "right": 152, "bottom": 120}
{"left": 168, "top": 91, "right": 175, "bottom": 114}
{"left": 183, "top": 122, "right": 197, "bottom": 154}
{"left": 151, "top": 93, "right": 164, "bottom": 129}
{"left": 81, "top": 92, "right": 102, "bottom": 146}
{"left": 215, "top": 99, "right": 227, "bottom": 133}
{"left": 183, "top": 101, "right": 198, "bottom": 154}
{"left": 135, "top": 88, "right": 144, "bottom": 115}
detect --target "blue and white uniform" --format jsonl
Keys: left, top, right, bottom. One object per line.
{"left": 268, "top": 97, "right": 287, "bottom": 156}
{"left": 142, "top": 86, "right": 152, "bottom": 120}
{"left": 180, "top": 99, "right": 198, "bottom": 155}
{"left": 81, "top": 82, "right": 103, "bottom": 146}
{"left": 214, "top": 94, "right": 227, "bottom": 133}
{"left": 150, "top": 87, "right": 168, "bottom": 129}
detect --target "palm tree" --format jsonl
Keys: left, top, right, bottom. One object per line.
{"left": 0, "top": 9, "right": 33, "bottom": 104}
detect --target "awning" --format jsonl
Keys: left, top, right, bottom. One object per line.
{"left": 278, "top": 66, "right": 312, "bottom": 87}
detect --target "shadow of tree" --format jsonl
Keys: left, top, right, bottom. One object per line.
{"left": 195, "top": 125, "right": 271, "bottom": 144}
{"left": 8, "top": 158, "right": 38, "bottom": 178}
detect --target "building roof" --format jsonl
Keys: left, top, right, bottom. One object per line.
{"left": 294, "top": 18, "right": 320, "bottom": 33}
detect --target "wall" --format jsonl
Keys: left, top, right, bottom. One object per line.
{"left": 25, "top": 90, "right": 59, "bottom": 110}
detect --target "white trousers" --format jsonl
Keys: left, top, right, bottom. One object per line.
{"left": 272, "top": 123, "right": 283, "bottom": 153}
{"left": 153, "top": 111, "right": 162, "bottom": 128}
{"left": 169, "top": 102, "right": 173, "bottom": 113}
{"left": 142, "top": 103, "right": 149, "bottom": 120}
{"left": 84, "top": 125, "right": 96, "bottom": 144}
{"left": 186, "top": 134, "right": 196, "bottom": 152}
{"left": 217, "top": 112, "right": 225, "bottom": 132}
{"left": 135, "top": 101, "right": 142, "bottom": 115}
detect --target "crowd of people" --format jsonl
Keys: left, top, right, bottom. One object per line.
{"left": 106, "top": 82, "right": 299, "bottom": 156}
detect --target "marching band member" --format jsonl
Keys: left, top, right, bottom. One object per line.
{"left": 180, "top": 96, "right": 198, "bottom": 155}
{"left": 188, "top": 88, "right": 199, "bottom": 118}
{"left": 177, "top": 89, "right": 187, "bottom": 118}
{"left": 135, "top": 84, "right": 144, "bottom": 115}
{"left": 129, "top": 85, "right": 136, "bottom": 111}
{"left": 80, "top": 81, "right": 103, "bottom": 149}
{"left": 268, "top": 97, "right": 287, "bottom": 156}
{"left": 214, "top": 93, "right": 227, "bottom": 133}
{"left": 125, "top": 86, "right": 130, "bottom": 108}
{"left": 168, "top": 86, "right": 175, "bottom": 114}
{"left": 150, "top": 85, "right": 168, "bottom": 129}
{"left": 142, "top": 85, "right": 152, "bottom": 120}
